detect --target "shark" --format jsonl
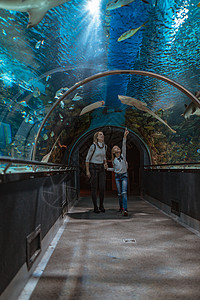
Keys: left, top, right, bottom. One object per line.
{"left": 118, "top": 95, "right": 176, "bottom": 133}
{"left": 182, "top": 102, "right": 200, "bottom": 119}
{"left": 79, "top": 101, "right": 104, "bottom": 116}
{"left": 0, "top": 0, "right": 70, "bottom": 28}
{"left": 182, "top": 91, "right": 200, "bottom": 119}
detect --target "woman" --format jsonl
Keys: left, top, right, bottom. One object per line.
{"left": 85, "top": 131, "right": 107, "bottom": 213}
{"left": 107, "top": 128, "right": 129, "bottom": 216}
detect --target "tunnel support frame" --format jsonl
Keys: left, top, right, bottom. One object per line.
{"left": 32, "top": 69, "right": 200, "bottom": 160}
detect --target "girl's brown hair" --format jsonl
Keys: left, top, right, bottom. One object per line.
{"left": 111, "top": 146, "right": 117, "bottom": 163}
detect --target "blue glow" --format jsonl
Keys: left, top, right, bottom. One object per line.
{"left": 0, "top": 73, "right": 14, "bottom": 87}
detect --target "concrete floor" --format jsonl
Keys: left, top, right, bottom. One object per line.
{"left": 25, "top": 193, "right": 200, "bottom": 300}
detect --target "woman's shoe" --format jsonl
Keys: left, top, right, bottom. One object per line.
{"left": 99, "top": 206, "right": 105, "bottom": 212}
{"left": 94, "top": 207, "right": 100, "bottom": 213}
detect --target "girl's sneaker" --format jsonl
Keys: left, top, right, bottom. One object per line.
{"left": 122, "top": 210, "right": 128, "bottom": 216}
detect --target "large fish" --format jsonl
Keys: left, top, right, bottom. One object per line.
{"left": 79, "top": 101, "right": 104, "bottom": 116}
{"left": 118, "top": 95, "right": 176, "bottom": 133}
{"left": 106, "top": 0, "right": 149, "bottom": 11}
{"left": 182, "top": 102, "right": 200, "bottom": 119}
{"left": 118, "top": 21, "right": 147, "bottom": 42}
{"left": 198, "top": 2, "right": 200, "bottom": 7}
{"left": 0, "top": 0, "right": 70, "bottom": 28}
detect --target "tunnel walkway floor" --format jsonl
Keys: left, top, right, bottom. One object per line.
{"left": 22, "top": 193, "right": 200, "bottom": 300}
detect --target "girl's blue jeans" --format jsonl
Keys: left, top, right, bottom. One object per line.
{"left": 115, "top": 172, "right": 128, "bottom": 210}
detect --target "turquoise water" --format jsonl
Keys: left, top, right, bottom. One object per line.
{"left": 0, "top": 0, "right": 200, "bottom": 170}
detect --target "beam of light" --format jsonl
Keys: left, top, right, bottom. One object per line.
{"left": 80, "top": 0, "right": 102, "bottom": 46}
{"left": 87, "top": 0, "right": 101, "bottom": 17}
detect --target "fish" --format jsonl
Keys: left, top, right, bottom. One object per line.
{"left": 72, "top": 93, "right": 82, "bottom": 101}
{"left": 152, "top": 132, "right": 166, "bottom": 138}
{"left": 55, "top": 87, "right": 69, "bottom": 99}
{"left": 35, "top": 40, "right": 44, "bottom": 49}
{"left": 19, "top": 100, "right": 29, "bottom": 107}
{"left": 118, "top": 21, "right": 148, "bottom": 42}
{"left": 60, "top": 101, "right": 65, "bottom": 109}
{"left": 182, "top": 102, "right": 200, "bottom": 119}
{"left": 106, "top": 0, "right": 149, "bottom": 10}
{"left": 46, "top": 75, "right": 51, "bottom": 81}
{"left": 43, "top": 133, "right": 48, "bottom": 140}
{"left": 118, "top": 95, "right": 176, "bottom": 133}
{"left": 0, "top": 0, "right": 70, "bottom": 28}
{"left": 79, "top": 101, "right": 105, "bottom": 116}
{"left": 198, "top": 2, "right": 200, "bottom": 7}
{"left": 24, "top": 114, "right": 29, "bottom": 123}
{"left": 32, "top": 87, "right": 40, "bottom": 98}
{"left": 144, "top": 125, "right": 155, "bottom": 130}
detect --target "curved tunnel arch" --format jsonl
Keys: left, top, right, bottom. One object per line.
{"left": 69, "top": 125, "right": 151, "bottom": 195}
{"left": 68, "top": 125, "right": 151, "bottom": 165}
{"left": 32, "top": 69, "right": 200, "bottom": 161}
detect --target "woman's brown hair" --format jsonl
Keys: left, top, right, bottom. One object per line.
{"left": 93, "top": 131, "right": 104, "bottom": 143}
{"left": 93, "top": 132, "right": 99, "bottom": 143}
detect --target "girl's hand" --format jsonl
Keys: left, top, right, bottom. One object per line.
{"left": 124, "top": 128, "right": 129, "bottom": 137}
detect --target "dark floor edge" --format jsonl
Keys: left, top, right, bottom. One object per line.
{"left": 0, "top": 216, "right": 64, "bottom": 300}
{"left": 142, "top": 194, "right": 200, "bottom": 238}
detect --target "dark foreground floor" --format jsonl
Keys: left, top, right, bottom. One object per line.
{"left": 19, "top": 194, "right": 200, "bottom": 300}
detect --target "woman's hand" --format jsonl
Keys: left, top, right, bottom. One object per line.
{"left": 86, "top": 171, "right": 91, "bottom": 178}
{"left": 104, "top": 162, "right": 108, "bottom": 170}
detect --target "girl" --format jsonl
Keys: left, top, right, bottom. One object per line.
{"left": 107, "top": 128, "right": 129, "bottom": 216}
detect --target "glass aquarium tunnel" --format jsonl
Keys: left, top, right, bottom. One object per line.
{"left": 0, "top": 0, "right": 200, "bottom": 173}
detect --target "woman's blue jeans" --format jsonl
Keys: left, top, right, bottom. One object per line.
{"left": 115, "top": 172, "right": 128, "bottom": 210}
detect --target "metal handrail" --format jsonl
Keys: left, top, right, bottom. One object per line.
{"left": 0, "top": 156, "right": 77, "bottom": 174}
{"left": 0, "top": 156, "right": 65, "bottom": 167}
{"left": 144, "top": 162, "right": 200, "bottom": 168}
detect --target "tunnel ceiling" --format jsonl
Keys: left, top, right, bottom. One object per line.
{"left": 0, "top": 0, "right": 200, "bottom": 169}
